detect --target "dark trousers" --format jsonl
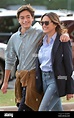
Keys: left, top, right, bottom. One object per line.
{"left": 18, "top": 87, "right": 33, "bottom": 111}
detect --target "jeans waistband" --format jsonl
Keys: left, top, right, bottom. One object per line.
{"left": 42, "top": 71, "right": 53, "bottom": 74}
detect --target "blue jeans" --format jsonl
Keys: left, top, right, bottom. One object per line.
{"left": 18, "top": 87, "right": 33, "bottom": 111}
{"left": 38, "top": 71, "right": 63, "bottom": 111}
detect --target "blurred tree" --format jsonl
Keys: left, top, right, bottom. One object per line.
{"left": 0, "top": 0, "right": 74, "bottom": 11}
{"left": 0, "top": 0, "right": 26, "bottom": 8}
{"left": 25, "top": 0, "right": 74, "bottom": 10}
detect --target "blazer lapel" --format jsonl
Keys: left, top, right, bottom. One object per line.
{"left": 52, "top": 33, "right": 61, "bottom": 64}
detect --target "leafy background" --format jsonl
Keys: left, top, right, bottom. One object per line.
{"left": 0, "top": 0, "right": 74, "bottom": 11}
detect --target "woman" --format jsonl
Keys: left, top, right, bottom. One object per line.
{"left": 36, "top": 12, "right": 74, "bottom": 111}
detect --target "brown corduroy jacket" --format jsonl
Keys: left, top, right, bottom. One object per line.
{"left": 15, "top": 69, "right": 43, "bottom": 111}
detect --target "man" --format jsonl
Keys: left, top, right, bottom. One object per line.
{"left": 1, "top": 4, "right": 70, "bottom": 111}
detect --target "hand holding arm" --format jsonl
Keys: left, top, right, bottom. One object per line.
{"left": 60, "top": 33, "right": 70, "bottom": 42}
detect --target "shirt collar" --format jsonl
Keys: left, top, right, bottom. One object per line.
{"left": 43, "top": 32, "right": 57, "bottom": 42}
{"left": 18, "top": 26, "right": 33, "bottom": 35}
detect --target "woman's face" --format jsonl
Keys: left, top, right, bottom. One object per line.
{"left": 41, "top": 16, "right": 56, "bottom": 34}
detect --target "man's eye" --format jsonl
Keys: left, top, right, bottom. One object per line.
{"left": 21, "top": 18, "right": 24, "bottom": 19}
{"left": 19, "top": 17, "right": 24, "bottom": 19}
{"left": 27, "top": 16, "right": 30, "bottom": 18}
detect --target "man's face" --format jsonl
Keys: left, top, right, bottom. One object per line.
{"left": 18, "top": 10, "right": 34, "bottom": 30}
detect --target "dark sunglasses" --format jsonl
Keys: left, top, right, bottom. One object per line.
{"left": 40, "top": 21, "right": 51, "bottom": 26}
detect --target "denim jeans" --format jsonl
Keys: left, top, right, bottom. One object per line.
{"left": 18, "top": 87, "right": 33, "bottom": 111}
{"left": 38, "top": 71, "right": 63, "bottom": 111}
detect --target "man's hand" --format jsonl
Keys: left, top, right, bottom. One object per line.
{"left": 60, "top": 33, "right": 70, "bottom": 42}
{"left": 1, "top": 82, "right": 8, "bottom": 94}
{"left": 1, "top": 70, "right": 11, "bottom": 94}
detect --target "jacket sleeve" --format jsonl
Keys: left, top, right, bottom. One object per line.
{"left": 62, "top": 41, "right": 74, "bottom": 93}
{"left": 35, "top": 56, "right": 43, "bottom": 94}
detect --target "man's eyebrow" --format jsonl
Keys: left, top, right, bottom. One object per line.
{"left": 20, "top": 15, "right": 31, "bottom": 17}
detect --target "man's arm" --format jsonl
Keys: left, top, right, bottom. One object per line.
{"left": 1, "top": 70, "right": 11, "bottom": 94}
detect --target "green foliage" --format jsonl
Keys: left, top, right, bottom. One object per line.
{"left": 0, "top": 0, "right": 74, "bottom": 11}
{"left": 0, "top": 0, "right": 25, "bottom": 8}
{"left": 25, "top": 0, "right": 74, "bottom": 10}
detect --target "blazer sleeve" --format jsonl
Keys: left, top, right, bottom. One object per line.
{"left": 62, "top": 40, "right": 74, "bottom": 93}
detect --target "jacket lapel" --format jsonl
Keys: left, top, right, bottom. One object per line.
{"left": 52, "top": 33, "right": 61, "bottom": 64}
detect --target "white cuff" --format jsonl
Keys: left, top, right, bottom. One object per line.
{"left": 71, "top": 71, "right": 74, "bottom": 80}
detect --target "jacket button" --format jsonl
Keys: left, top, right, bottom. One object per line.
{"left": 36, "top": 76, "right": 38, "bottom": 79}
{"left": 36, "top": 98, "right": 38, "bottom": 101}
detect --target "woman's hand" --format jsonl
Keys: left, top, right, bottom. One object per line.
{"left": 66, "top": 94, "right": 74, "bottom": 100}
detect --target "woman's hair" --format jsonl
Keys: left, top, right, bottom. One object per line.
{"left": 40, "top": 12, "right": 68, "bottom": 34}
{"left": 16, "top": 4, "right": 35, "bottom": 18}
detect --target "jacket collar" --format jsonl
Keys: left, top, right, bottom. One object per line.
{"left": 52, "top": 33, "right": 61, "bottom": 64}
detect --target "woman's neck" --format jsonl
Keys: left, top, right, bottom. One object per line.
{"left": 46, "top": 31, "right": 56, "bottom": 44}
{"left": 47, "top": 30, "right": 56, "bottom": 39}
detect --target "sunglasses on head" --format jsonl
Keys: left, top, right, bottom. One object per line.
{"left": 40, "top": 21, "right": 51, "bottom": 26}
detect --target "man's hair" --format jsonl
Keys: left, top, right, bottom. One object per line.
{"left": 17, "top": 4, "right": 35, "bottom": 18}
